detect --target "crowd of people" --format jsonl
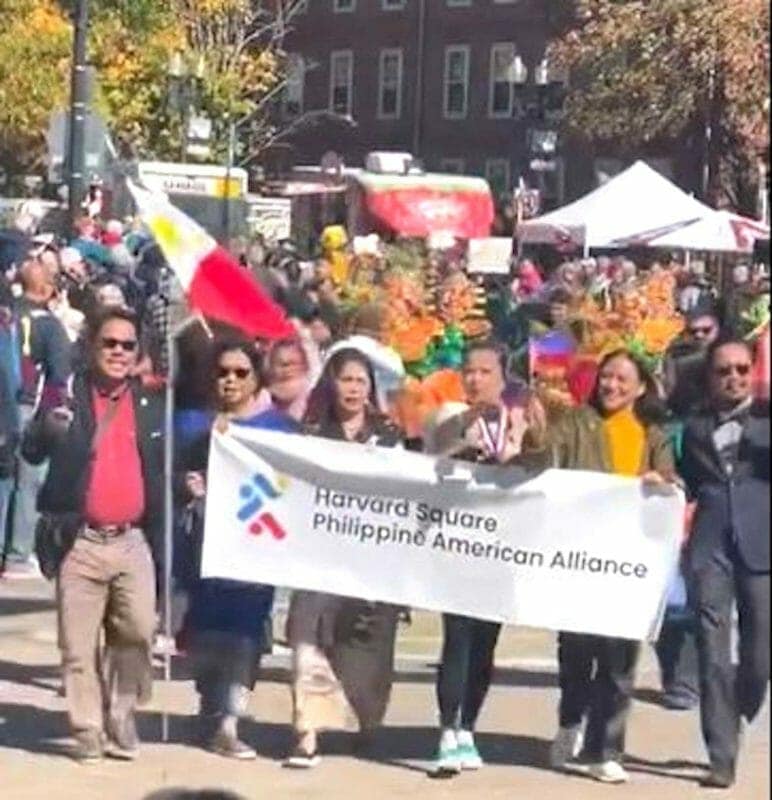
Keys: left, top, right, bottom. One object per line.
{"left": 0, "top": 199, "right": 769, "bottom": 791}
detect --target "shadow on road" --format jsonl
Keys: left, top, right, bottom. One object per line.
{"left": 0, "top": 595, "right": 56, "bottom": 616}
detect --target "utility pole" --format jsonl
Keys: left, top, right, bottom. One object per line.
{"left": 67, "top": 0, "right": 90, "bottom": 231}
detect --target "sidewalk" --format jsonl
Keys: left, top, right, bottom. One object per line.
{"left": 0, "top": 577, "right": 768, "bottom": 800}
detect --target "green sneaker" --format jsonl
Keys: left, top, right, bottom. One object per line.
{"left": 457, "top": 742, "right": 484, "bottom": 770}
{"left": 432, "top": 742, "right": 461, "bottom": 776}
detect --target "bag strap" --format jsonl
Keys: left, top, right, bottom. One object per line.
{"left": 91, "top": 393, "right": 123, "bottom": 453}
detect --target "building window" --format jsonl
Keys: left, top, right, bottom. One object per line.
{"left": 440, "top": 158, "right": 466, "bottom": 174}
{"left": 447, "top": 0, "right": 472, "bottom": 6}
{"left": 489, "top": 43, "right": 516, "bottom": 118}
{"left": 334, "top": 0, "right": 355, "bottom": 12}
{"left": 382, "top": 0, "right": 406, "bottom": 8}
{"left": 378, "top": 49, "right": 403, "bottom": 119}
{"left": 282, "top": 54, "right": 304, "bottom": 118}
{"left": 485, "top": 158, "right": 511, "bottom": 200}
{"left": 329, "top": 50, "right": 354, "bottom": 116}
{"left": 443, "top": 46, "right": 469, "bottom": 119}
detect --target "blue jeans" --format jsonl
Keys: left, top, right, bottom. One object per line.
{"left": 5, "top": 405, "right": 47, "bottom": 563}
{"left": 0, "top": 477, "right": 12, "bottom": 557}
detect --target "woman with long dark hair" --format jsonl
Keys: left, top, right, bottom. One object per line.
{"left": 531, "top": 348, "right": 676, "bottom": 784}
{"left": 284, "top": 348, "right": 402, "bottom": 768}
{"left": 179, "top": 339, "right": 300, "bottom": 759}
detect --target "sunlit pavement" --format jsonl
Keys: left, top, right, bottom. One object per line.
{"left": 1, "top": 577, "right": 768, "bottom": 800}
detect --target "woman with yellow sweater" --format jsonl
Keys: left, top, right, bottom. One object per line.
{"left": 528, "top": 349, "right": 676, "bottom": 784}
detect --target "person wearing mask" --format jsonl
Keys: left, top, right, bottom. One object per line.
{"left": 425, "top": 340, "right": 540, "bottom": 775}
{"left": 681, "top": 338, "right": 769, "bottom": 789}
{"left": 22, "top": 307, "right": 163, "bottom": 762}
{"left": 180, "top": 339, "right": 300, "bottom": 759}
{"left": 2, "top": 253, "right": 71, "bottom": 578}
{"left": 284, "top": 349, "right": 403, "bottom": 769}
{"left": 531, "top": 350, "right": 676, "bottom": 784}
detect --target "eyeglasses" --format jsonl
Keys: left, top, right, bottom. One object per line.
{"left": 714, "top": 363, "right": 751, "bottom": 377}
{"left": 688, "top": 325, "right": 716, "bottom": 336}
{"left": 100, "top": 337, "right": 137, "bottom": 353}
{"left": 217, "top": 367, "right": 251, "bottom": 380}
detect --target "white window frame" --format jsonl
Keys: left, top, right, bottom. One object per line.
{"left": 382, "top": 0, "right": 406, "bottom": 9}
{"left": 485, "top": 158, "right": 511, "bottom": 199}
{"left": 333, "top": 0, "right": 356, "bottom": 12}
{"left": 377, "top": 48, "right": 403, "bottom": 119}
{"left": 329, "top": 50, "right": 354, "bottom": 116}
{"left": 440, "top": 158, "right": 466, "bottom": 174}
{"left": 443, "top": 45, "right": 470, "bottom": 120}
{"left": 488, "top": 42, "right": 516, "bottom": 118}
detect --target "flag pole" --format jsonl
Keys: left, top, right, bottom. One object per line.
{"left": 162, "top": 266, "right": 175, "bottom": 743}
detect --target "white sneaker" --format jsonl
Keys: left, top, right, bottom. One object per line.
{"left": 587, "top": 760, "right": 629, "bottom": 784}
{"left": 549, "top": 725, "right": 584, "bottom": 769}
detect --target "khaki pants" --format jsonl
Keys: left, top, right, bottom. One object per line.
{"left": 57, "top": 528, "right": 156, "bottom": 736}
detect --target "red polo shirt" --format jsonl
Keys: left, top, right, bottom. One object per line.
{"left": 84, "top": 386, "right": 146, "bottom": 527}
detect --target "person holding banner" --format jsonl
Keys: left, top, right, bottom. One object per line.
{"left": 427, "top": 340, "right": 542, "bottom": 776}
{"left": 533, "top": 349, "right": 676, "bottom": 784}
{"left": 180, "top": 339, "right": 300, "bottom": 760}
{"left": 680, "top": 338, "right": 770, "bottom": 790}
{"left": 284, "top": 348, "right": 403, "bottom": 769}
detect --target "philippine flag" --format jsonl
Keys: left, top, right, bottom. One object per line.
{"left": 127, "top": 180, "right": 293, "bottom": 339}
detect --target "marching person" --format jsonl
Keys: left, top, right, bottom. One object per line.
{"left": 179, "top": 339, "right": 300, "bottom": 759}
{"left": 3, "top": 252, "right": 71, "bottom": 578}
{"left": 426, "top": 339, "right": 541, "bottom": 775}
{"left": 284, "top": 348, "right": 403, "bottom": 768}
{"left": 23, "top": 307, "right": 163, "bottom": 762}
{"left": 681, "top": 338, "right": 770, "bottom": 789}
{"left": 528, "top": 349, "right": 676, "bottom": 784}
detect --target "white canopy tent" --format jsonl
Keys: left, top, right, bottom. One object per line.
{"left": 516, "top": 160, "right": 713, "bottom": 254}
{"left": 642, "top": 210, "right": 770, "bottom": 254}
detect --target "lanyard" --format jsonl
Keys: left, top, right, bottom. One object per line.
{"left": 476, "top": 406, "right": 507, "bottom": 460}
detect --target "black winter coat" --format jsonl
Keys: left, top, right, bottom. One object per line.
{"left": 23, "top": 374, "right": 165, "bottom": 559}
{"left": 681, "top": 399, "right": 770, "bottom": 574}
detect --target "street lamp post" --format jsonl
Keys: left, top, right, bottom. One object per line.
{"left": 167, "top": 52, "right": 205, "bottom": 163}
{"left": 67, "top": 0, "right": 90, "bottom": 229}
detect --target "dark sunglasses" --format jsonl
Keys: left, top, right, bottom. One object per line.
{"left": 217, "top": 367, "right": 252, "bottom": 380}
{"left": 688, "top": 325, "right": 715, "bottom": 336}
{"left": 100, "top": 337, "right": 137, "bottom": 353}
{"left": 714, "top": 363, "right": 751, "bottom": 377}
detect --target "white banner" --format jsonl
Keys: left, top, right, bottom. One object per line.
{"left": 202, "top": 428, "right": 684, "bottom": 641}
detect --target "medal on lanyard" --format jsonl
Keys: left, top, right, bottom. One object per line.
{"left": 476, "top": 406, "right": 507, "bottom": 460}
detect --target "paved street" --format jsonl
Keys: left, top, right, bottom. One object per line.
{"left": 0, "top": 578, "right": 768, "bottom": 800}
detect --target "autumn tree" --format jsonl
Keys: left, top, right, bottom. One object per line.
{"left": 0, "top": 0, "right": 70, "bottom": 179}
{"left": 88, "top": 0, "right": 305, "bottom": 162}
{"left": 549, "top": 0, "right": 770, "bottom": 214}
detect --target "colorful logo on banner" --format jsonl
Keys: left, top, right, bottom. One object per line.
{"left": 237, "top": 473, "right": 289, "bottom": 540}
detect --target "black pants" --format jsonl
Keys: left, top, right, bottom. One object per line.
{"left": 436, "top": 614, "right": 501, "bottom": 730}
{"left": 655, "top": 611, "right": 699, "bottom": 702}
{"left": 558, "top": 632, "right": 640, "bottom": 761}
{"left": 690, "top": 546, "right": 770, "bottom": 772}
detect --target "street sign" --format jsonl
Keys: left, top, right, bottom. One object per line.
{"left": 47, "top": 108, "right": 108, "bottom": 184}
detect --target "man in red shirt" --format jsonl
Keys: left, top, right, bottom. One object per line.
{"left": 25, "top": 307, "right": 164, "bottom": 763}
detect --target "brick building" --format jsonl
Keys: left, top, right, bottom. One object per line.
{"left": 276, "top": 0, "right": 569, "bottom": 211}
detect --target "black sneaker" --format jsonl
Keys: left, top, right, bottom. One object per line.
{"left": 700, "top": 767, "right": 736, "bottom": 789}
{"left": 73, "top": 731, "right": 103, "bottom": 764}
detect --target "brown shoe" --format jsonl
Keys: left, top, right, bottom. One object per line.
{"left": 208, "top": 729, "right": 257, "bottom": 760}
{"left": 106, "top": 713, "right": 140, "bottom": 761}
